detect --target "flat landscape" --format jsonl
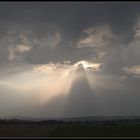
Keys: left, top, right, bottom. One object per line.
{"left": 0, "top": 119, "right": 140, "bottom": 137}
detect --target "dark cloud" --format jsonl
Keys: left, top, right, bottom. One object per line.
{"left": 0, "top": 2, "right": 140, "bottom": 118}
{"left": 0, "top": 3, "right": 140, "bottom": 65}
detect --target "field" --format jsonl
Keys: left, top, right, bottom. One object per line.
{"left": 0, "top": 125, "right": 55, "bottom": 137}
{"left": 49, "top": 124, "right": 140, "bottom": 137}
{"left": 0, "top": 120, "right": 140, "bottom": 137}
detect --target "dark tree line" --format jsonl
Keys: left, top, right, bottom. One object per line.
{"left": 0, "top": 119, "right": 140, "bottom": 125}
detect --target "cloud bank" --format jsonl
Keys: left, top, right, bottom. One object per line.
{"left": 0, "top": 2, "right": 140, "bottom": 118}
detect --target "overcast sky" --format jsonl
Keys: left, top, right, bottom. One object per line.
{"left": 0, "top": 2, "right": 140, "bottom": 118}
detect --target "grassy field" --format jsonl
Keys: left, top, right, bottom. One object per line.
{"left": 0, "top": 123, "right": 140, "bottom": 137}
{"left": 48, "top": 124, "right": 140, "bottom": 137}
{"left": 0, "top": 125, "right": 56, "bottom": 137}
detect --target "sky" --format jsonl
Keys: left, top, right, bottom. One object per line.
{"left": 0, "top": 2, "right": 140, "bottom": 118}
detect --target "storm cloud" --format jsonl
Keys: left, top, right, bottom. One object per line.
{"left": 0, "top": 2, "right": 140, "bottom": 118}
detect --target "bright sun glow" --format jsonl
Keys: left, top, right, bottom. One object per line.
{"left": 0, "top": 60, "right": 102, "bottom": 106}
{"left": 74, "top": 60, "right": 102, "bottom": 70}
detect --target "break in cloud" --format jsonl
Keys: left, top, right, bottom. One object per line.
{"left": 0, "top": 2, "right": 140, "bottom": 118}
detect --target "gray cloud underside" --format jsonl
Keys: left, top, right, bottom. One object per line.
{"left": 0, "top": 3, "right": 140, "bottom": 67}
{"left": 0, "top": 3, "right": 140, "bottom": 117}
